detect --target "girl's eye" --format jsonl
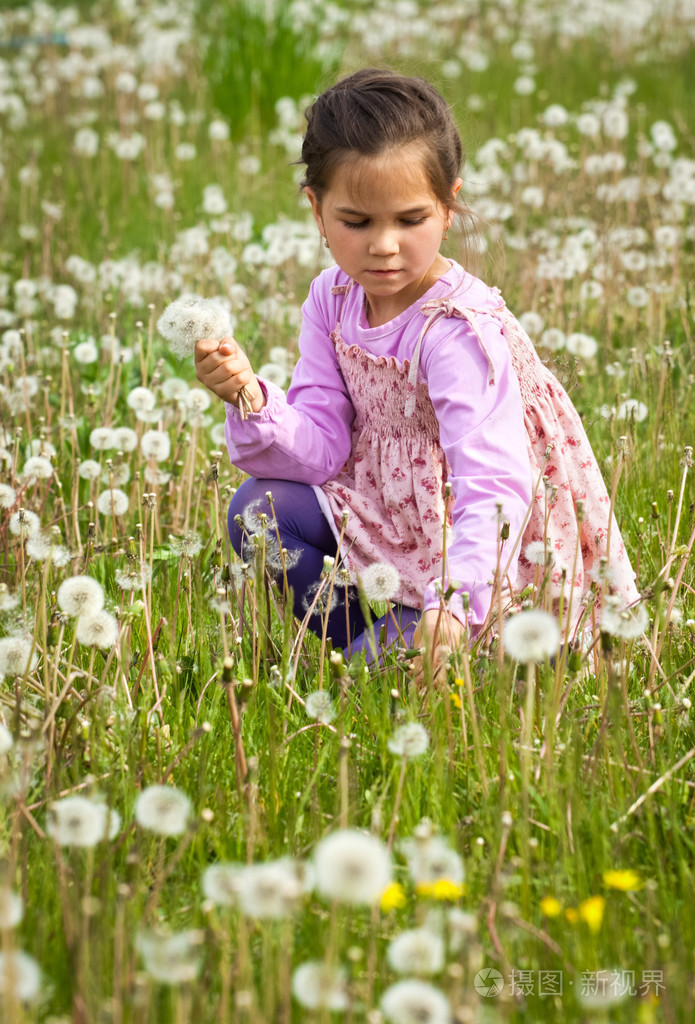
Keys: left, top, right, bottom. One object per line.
{"left": 342, "top": 217, "right": 426, "bottom": 229}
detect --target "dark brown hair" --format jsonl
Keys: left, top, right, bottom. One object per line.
{"left": 300, "top": 68, "right": 464, "bottom": 210}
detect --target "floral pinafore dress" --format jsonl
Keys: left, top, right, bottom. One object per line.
{"left": 320, "top": 283, "right": 638, "bottom": 629}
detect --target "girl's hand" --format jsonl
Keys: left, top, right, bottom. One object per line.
{"left": 410, "top": 609, "right": 466, "bottom": 685}
{"left": 194, "top": 337, "right": 266, "bottom": 412}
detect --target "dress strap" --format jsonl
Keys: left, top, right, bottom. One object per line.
{"left": 405, "top": 297, "right": 498, "bottom": 418}
{"left": 329, "top": 282, "right": 355, "bottom": 346}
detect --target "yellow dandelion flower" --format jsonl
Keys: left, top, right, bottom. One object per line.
{"left": 450, "top": 690, "right": 462, "bottom": 710}
{"left": 565, "top": 907, "right": 579, "bottom": 925}
{"left": 578, "top": 895, "right": 605, "bottom": 934}
{"left": 433, "top": 879, "right": 465, "bottom": 901}
{"left": 539, "top": 895, "right": 562, "bottom": 917}
{"left": 603, "top": 869, "right": 643, "bottom": 891}
{"left": 415, "top": 879, "right": 465, "bottom": 901}
{"left": 381, "top": 883, "right": 407, "bottom": 912}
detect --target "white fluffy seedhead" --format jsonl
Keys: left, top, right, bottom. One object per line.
{"left": 157, "top": 295, "right": 232, "bottom": 358}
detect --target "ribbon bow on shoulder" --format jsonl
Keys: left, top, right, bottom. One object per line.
{"left": 404, "top": 298, "right": 498, "bottom": 418}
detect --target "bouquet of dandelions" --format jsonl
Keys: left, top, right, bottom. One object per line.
{"left": 157, "top": 295, "right": 255, "bottom": 419}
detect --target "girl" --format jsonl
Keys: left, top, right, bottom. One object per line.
{"left": 195, "top": 68, "right": 638, "bottom": 667}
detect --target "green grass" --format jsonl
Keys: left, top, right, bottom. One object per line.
{"left": 197, "top": 0, "right": 343, "bottom": 140}
{"left": 0, "top": 0, "right": 694, "bottom": 1021}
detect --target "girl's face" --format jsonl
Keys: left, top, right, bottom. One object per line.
{"left": 306, "top": 145, "right": 461, "bottom": 326}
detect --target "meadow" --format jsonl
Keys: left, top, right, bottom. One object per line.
{"left": 0, "top": 0, "right": 694, "bottom": 1021}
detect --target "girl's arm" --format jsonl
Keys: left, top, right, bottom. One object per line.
{"left": 421, "top": 313, "right": 533, "bottom": 629}
{"left": 221, "top": 279, "right": 355, "bottom": 485}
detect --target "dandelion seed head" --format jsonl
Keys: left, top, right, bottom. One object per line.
{"left": 524, "top": 539, "right": 554, "bottom": 565}
{"left": 359, "top": 562, "right": 401, "bottom": 602}
{"left": 540, "top": 328, "right": 566, "bottom": 351}
{"left": 169, "top": 532, "right": 203, "bottom": 558}
{"left": 0, "top": 635, "right": 37, "bottom": 677}
{"left": 161, "top": 377, "right": 190, "bottom": 402}
{"left": 97, "top": 488, "right": 129, "bottom": 516}
{"left": 115, "top": 566, "right": 151, "bottom": 592}
{"left": 387, "top": 928, "right": 445, "bottom": 975}
{"left": 312, "top": 829, "right": 392, "bottom": 905}
{"left": 140, "top": 430, "right": 171, "bottom": 462}
{"left": 380, "top": 979, "right": 451, "bottom": 1024}
{"left": 136, "top": 929, "right": 203, "bottom": 985}
{"left": 616, "top": 398, "right": 648, "bottom": 422}
{"left": 89, "top": 427, "right": 116, "bottom": 450}
{"left": 100, "top": 463, "right": 130, "bottom": 487}
{"left": 126, "top": 387, "right": 157, "bottom": 416}
{"left": 25, "top": 532, "right": 70, "bottom": 566}
{"left": 519, "top": 311, "right": 545, "bottom": 337}
{"left": 513, "top": 75, "right": 536, "bottom": 96}
{"left": 201, "top": 863, "right": 242, "bottom": 907}
{"left": 57, "top": 575, "right": 104, "bottom": 617}
{"left": 185, "top": 388, "right": 211, "bottom": 416}
{"left": 0, "top": 483, "right": 17, "bottom": 508}
{"left": 0, "top": 951, "right": 42, "bottom": 1003}
{"left": 73, "top": 339, "right": 98, "bottom": 364}
{"left": 388, "top": 722, "right": 429, "bottom": 758}
{"left": 0, "top": 723, "right": 13, "bottom": 755}
{"left": 0, "top": 888, "right": 22, "bottom": 929}
{"left": 305, "top": 690, "right": 336, "bottom": 725}
{"left": 112, "top": 426, "right": 139, "bottom": 452}
{"left": 566, "top": 332, "right": 598, "bottom": 359}
{"left": 291, "top": 961, "right": 348, "bottom": 1011}
{"left": 503, "top": 608, "right": 560, "bottom": 663}
{"left": 302, "top": 578, "right": 340, "bottom": 616}
{"left": 9, "top": 509, "right": 40, "bottom": 539}
{"left": 157, "top": 295, "right": 232, "bottom": 358}
{"left": 237, "top": 858, "right": 304, "bottom": 918}
{"left": 47, "top": 795, "right": 120, "bottom": 847}
{"left": 144, "top": 466, "right": 171, "bottom": 486}
{"left": 600, "top": 598, "right": 649, "bottom": 640}
{"left": 209, "top": 119, "right": 230, "bottom": 142}
{"left": 134, "top": 785, "right": 192, "bottom": 836}
{"left": 257, "top": 362, "right": 288, "bottom": 388}
{"left": 400, "top": 834, "right": 464, "bottom": 887}
{"left": 78, "top": 459, "right": 102, "bottom": 481}
{"left": 28, "top": 439, "right": 57, "bottom": 460}
{"left": 76, "top": 610, "right": 118, "bottom": 649}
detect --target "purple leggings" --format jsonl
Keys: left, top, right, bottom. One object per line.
{"left": 227, "top": 478, "right": 419, "bottom": 655}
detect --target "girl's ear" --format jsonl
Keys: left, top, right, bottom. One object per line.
{"left": 446, "top": 178, "right": 463, "bottom": 230}
{"left": 304, "top": 187, "right": 326, "bottom": 237}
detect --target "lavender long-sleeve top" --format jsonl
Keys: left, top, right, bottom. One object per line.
{"left": 225, "top": 261, "right": 533, "bottom": 626}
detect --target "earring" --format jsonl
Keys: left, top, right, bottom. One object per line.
{"left": 442, "top": 228, "right": 449, "bottom": 242}
{"left": 324, "top": 237, "right": 330, "bottom": 249}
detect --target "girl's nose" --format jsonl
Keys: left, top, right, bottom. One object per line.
{"left": 368, "top": 228, "right": 399, "bottom": 255}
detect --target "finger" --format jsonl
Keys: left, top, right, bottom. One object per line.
{"left": 194, "top": 337, "right": 224, "bottom": 360}
{"left": 217, "top": 337, "right": 239, "bottom": 357}
{"left": 199, "top": 358, "right": 249, "bottom": 385}
{"left": 196, "top": 351, "right": 248, "bottom": 382}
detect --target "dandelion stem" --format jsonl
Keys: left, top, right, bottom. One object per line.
{"left": 610, "top": 746, "right": 695, "bottom": 832}
{"left": 387, "top": 756, "right": 408, "bottom": 848}
{"left": 668, "top": 447, "right": 691, "bottom": 557}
